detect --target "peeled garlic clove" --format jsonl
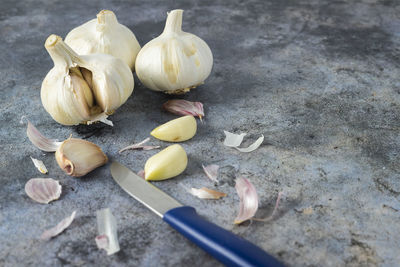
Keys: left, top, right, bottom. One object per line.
{"left": 144, "top": 144, "right": 187, "bottom": 181}
{"left": 41, "top": 35, "right": 134, "bottom": 125}
{"left": 25, "top": 178, "right": 62, "bottom": 204}
{"left": 55, "top": 138, "right": 108, "bottom": 177}
{"left": 135, "top": 9, "right": 213, "bottom": 94}
{"left": 151, "top": 115, "right": 197, "bottom": 142}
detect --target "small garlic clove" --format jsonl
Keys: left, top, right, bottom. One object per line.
{"left": 144, "top": 144, "right": 187, "bottom": 181}
{"left": 55, "top": 138, "right": 108, "bottom": 177}
{"left": 151, "top": 115, "right": 197, "bottom": 142}
{"left": 25, "top": 178, "right": 62, "bottom": 204}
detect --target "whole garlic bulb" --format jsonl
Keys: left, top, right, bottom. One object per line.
{"left": 65, "top": 10, "right": 141, "bottom": 70}
{"left": 135, "top": 9, "right": 213, "bottom": 94}
{"left": 41, "top": 34, "right": 134, "bottom": 125}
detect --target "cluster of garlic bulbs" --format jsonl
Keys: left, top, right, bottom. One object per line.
{"left": 41, "top": 9, "right": 213, "bottom": 126}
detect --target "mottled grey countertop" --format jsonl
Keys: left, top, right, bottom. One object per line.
{"left": 1, "top": 0, "right": 400, "bottom": 266}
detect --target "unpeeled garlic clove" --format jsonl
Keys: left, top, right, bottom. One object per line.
{"left": 135, "top": 9, "right": 213, "bottom": 94}
{"left": 55, "top": 138, "right": 108, "bottom": 177}
{"left": 65, "top": 10, "right": 141, "bottom": 70}
{"left": 144, "top": 144, "right": 187, "bottom": 181}
{"left": 151, "top": 115, "right": 197, "bottom": 142}
{"left": 41, "top": 34, "right": 134, "bottom": 126}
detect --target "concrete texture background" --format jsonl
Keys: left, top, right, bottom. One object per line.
{"left": 0, "top": 0, "right": 399, "bottom": 266}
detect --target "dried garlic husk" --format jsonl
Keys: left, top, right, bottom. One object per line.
{"left": 223, "top": 131, "right": 264, "bottom": 152}
{"left": 96, "top": 208, "right": 120, "bottom": 255}
{"left": 30, "top": 157, "right": 48, "bottom": 174}
{"left": 163, "top": 99, "right": 204, "bottom": 120}
{"left": 27, "top": 120, "right": 61, "bottom": 152}
{"left": 41, "top": 211, "right": 76, "bottom": 240}
{"left": 135, "top": 9, "right": 213, "bottom": 94}
{"left": 119, "top": 137, "right": 160, "bottom": 153}
{"left": 189, "top": 187, "right": 226, "bottom": 199}
{"left": 202, "top": 164, "right": 219, "bottom": 183}
{"left": 55, "top": 138, "right": 108, "bottom": 177}
{"left": 25, "top": 178, "right": 61, "bottom": 204}
{"left": 145, "top": 144, "right": 187, "bottom": 181}
{"left": 41, "top": 34, "right": 134, "bottom": 126}
{"left": 234, "top": 177, "right": 258, "bottom": 224}
{"left": 65, "top": 10, "right": 141, "bottom": 70}
{"left": 151, "top": 115, "right": 197, "bottom": 142}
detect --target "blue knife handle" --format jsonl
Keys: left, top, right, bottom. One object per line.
{"left": 163, "top": 206, "right": 284, "bottom": 267}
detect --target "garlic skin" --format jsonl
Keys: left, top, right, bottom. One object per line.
{"left": 65, "top": 10, "right": 141, "bottom": 70}
{"left": 151, "top": 115, "right": 197, "bottom": 142}
{"left": 135, "top": 9, "right": 213, "bottom": 94}
{"left": 55, "top": 138, "right": 108, "bottom": 177}
{"left": 144, "top": 144, "right": 188, "bottom": 181}
{"left": 41, "top": 35, "right": 134, "bottom": 125}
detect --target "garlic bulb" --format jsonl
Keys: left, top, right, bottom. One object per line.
{"left": 41, "top": 34, "right": 134, "bottom": 125}
{"left": 135, "top": 9, "right": 213, "bottom": 94}
{"left": 65, "top": 10, "right": 141, "bottom": 70}
{"left": 55, "top": 138, "right": 108, "bottom": 177}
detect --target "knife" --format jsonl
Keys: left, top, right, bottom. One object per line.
{"left": 111, "top": 162, "right": 284, "bottom": 267}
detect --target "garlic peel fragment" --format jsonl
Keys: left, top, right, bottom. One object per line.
{"left": 27, "top": 121, "right": 62, "bottom": 152}
{"left": 65, "top": 10, "right": 141, "bottom": 70}
{"left": 41, "top": 211, "right": 76, "bottom": 240}
{"left": 190, "top": 187, "right": 226, "bottom": 199}
{"left": 223, "top": 131, "right": 246, "bottom": 147}
{"left": 25, "top": 178, "right": 61, "bottom": 204}
{"left": 234, "top": 177, "right": 258, "bottom": 224}
{"left": 55, "top": 138, "right": 108, "bottom": 177}
{"left": 235, "top": 135, "right": 264, "bottom": 153}
{"left": 202, "top": 164, "right": 219, "bottom": 183}
{"left": 119, "top": 137, "right": 160, "bottom": 153}
{"left": 135, "top": 9, "right": 213, "bottom": 93}
{"left": 163, "top": 99, "right": 204, "bottom": 119}
{"left": 151, "top": 115, "right": 197, "bottom": 142}
{"left": 223, "top": 131, "right": 264, "bottom": 152}
{"left": 96, "top": 208, "right": 120, "bottom": 255}
{"left": 30, "top": 157, "right": 48, "bottom": 174}
{"left": 145, "top": 144, "right": 188, "bottom": 181}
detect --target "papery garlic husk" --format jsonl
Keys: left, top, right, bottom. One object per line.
{"left": 41, "top": 34, "right": 134, "bottom": 125}
{"left": 55, "top": 138, "right": 108, "bottom": 177}
{"left": 135, "top": 9, "right": 213, "bottom": 94}
{"left": 65, "top": 10, "right": 141, "bottom": 70}
{"left": 144, "top": 144, "right": 187, "bottom": 181}
{"left": 25, "top": 178, "right": 62, "bottom": 204}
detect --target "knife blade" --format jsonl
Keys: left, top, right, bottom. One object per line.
{"left": 111, "top": 162, "right": 284, "bottom": 267}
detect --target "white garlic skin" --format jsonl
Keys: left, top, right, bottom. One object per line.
{"left": 65, "top": 10, "right": 141, "bottom": 70}
{"left": 135, "top": 9, "right": 213, "bottom": 94}
{"left": 41, "top": 35, "right": 134, "bottom": 125}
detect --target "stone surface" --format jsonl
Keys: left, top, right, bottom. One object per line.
{"left": 1, "top": 0, "right": 399, "bottom": 266}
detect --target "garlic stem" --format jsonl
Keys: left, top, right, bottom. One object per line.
{"left": 97, "top": 10, "right": 118, "bottom": 25}
{"left": 45, "top": 35, "right": 82, "bottom": 71}
{"left": 163, "top": 9, "right": 183, "bottom": 34}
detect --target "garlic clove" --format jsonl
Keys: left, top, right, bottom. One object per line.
{"left": 41, "top": 34, "right": 134, "bottom": 126}
{"left": 135, "top": 9, "right": 213, "bottom": 94}
{"left": 55, "top": 138, "right": 108, "bottom": 177}
{"left": 65, "top": 10, "right": 141, "bottom": 70}
{"left": 151, "top": 115, "right": 197, "bottom": 142}
{"left": 144, "top": 144, "right": 187, "bottom": 181}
